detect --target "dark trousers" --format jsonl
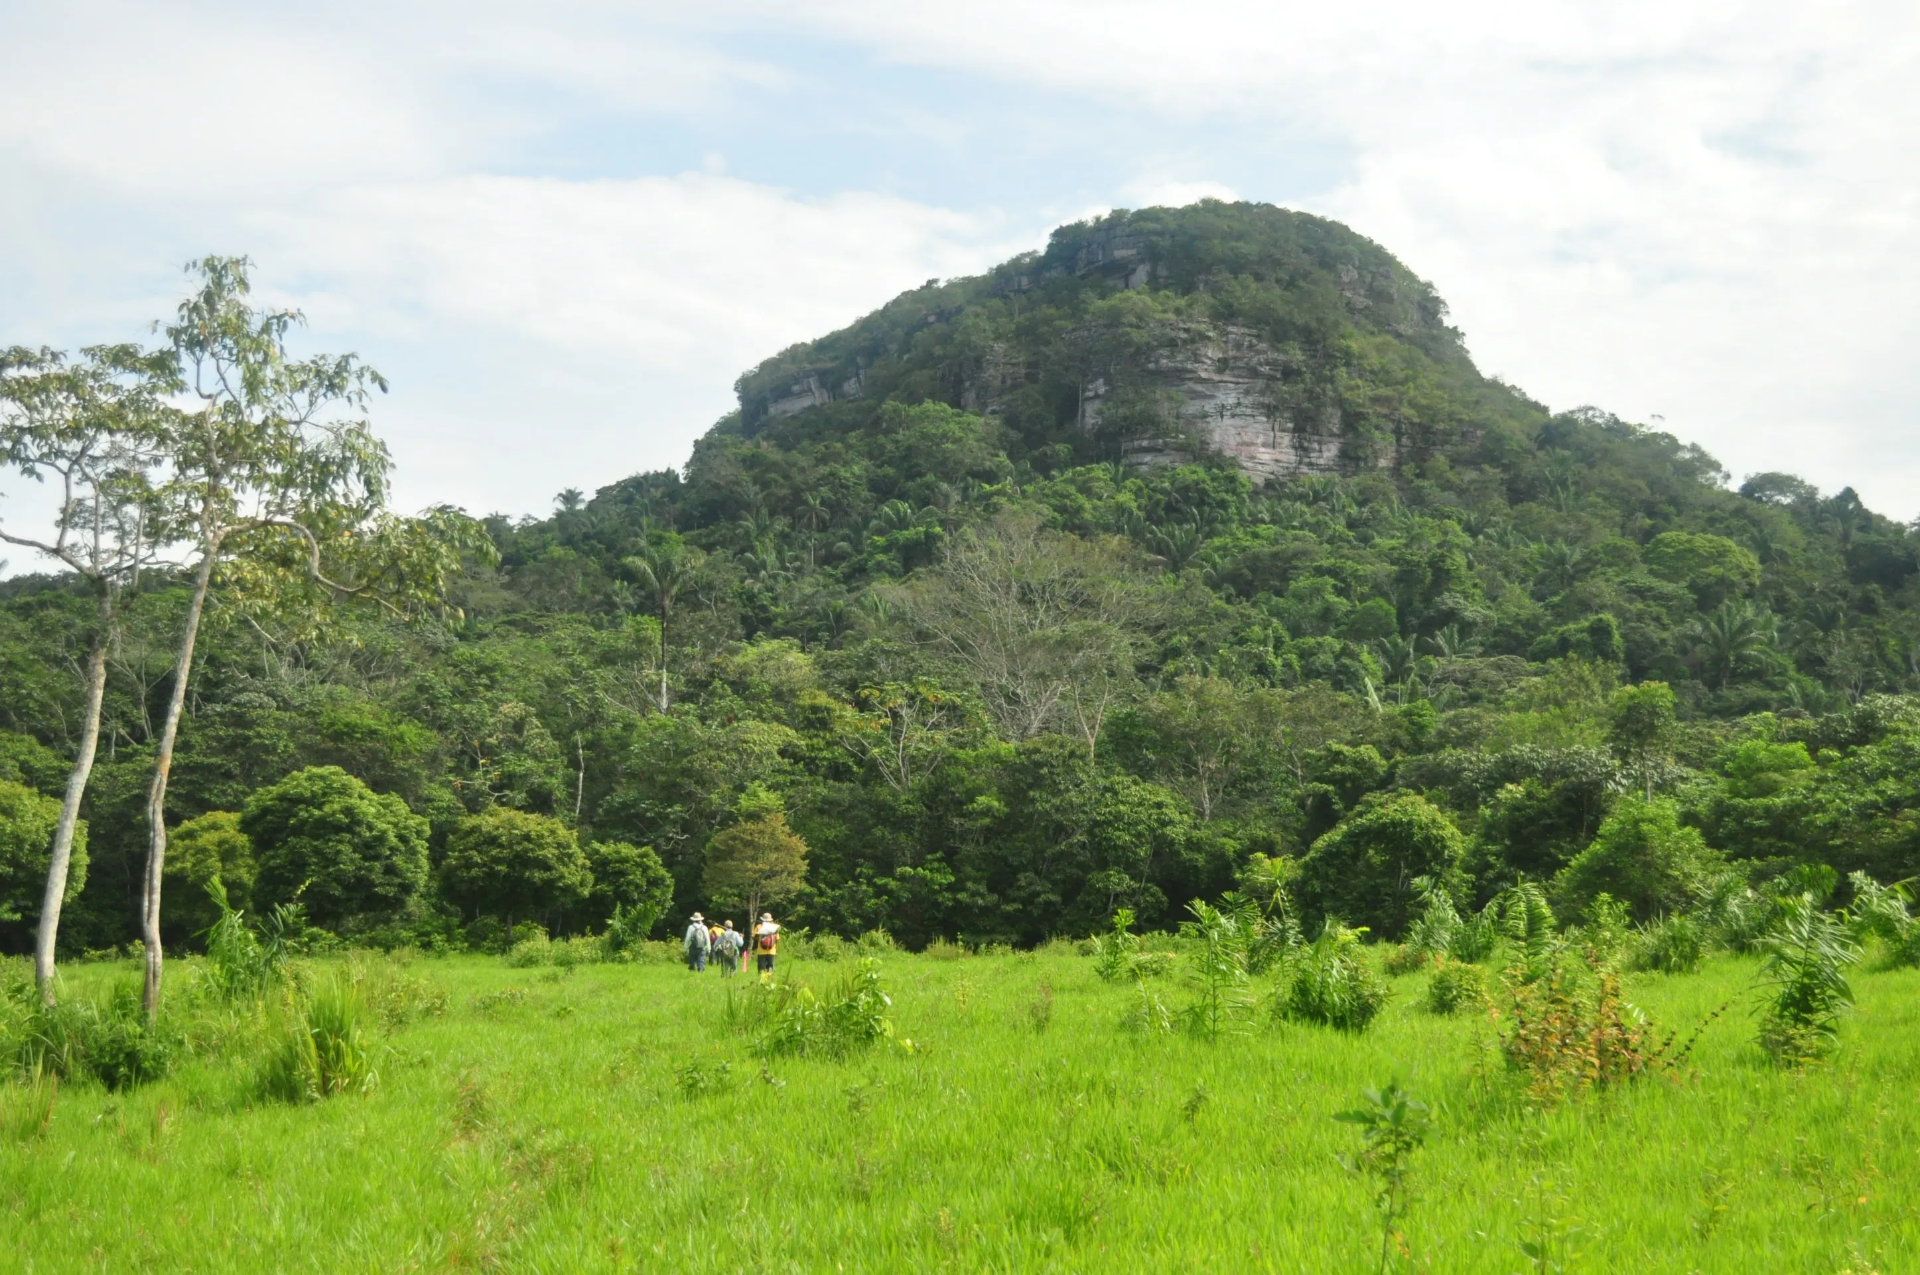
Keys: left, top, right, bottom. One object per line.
{"left": 688, "top": 949, "right": 707, "bottom": 972}
{"left": 756, "top": 954, "right": 775, "bottom": 973}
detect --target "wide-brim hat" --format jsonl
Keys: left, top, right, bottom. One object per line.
{"left": 760, "top": 913, "right": 774, "bottom": 921}
{"left": 691, "top": 912, "right": 705, "bottom": 921}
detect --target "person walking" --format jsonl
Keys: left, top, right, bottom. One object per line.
{"left": 714, "top": 920, "right": 744, "bottom": 976}
{"left": 752, "top": 912, "right": 781, "bottom": 975}
{"left": 683, "top": 911, "right": 711, "bottom": 973}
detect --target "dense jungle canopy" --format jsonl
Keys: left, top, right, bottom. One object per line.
{"left": 6, "top": 201, "right": 1920, "bottom": 954}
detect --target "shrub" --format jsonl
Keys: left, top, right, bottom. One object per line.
{"left": 504, "top": 933, "right": 553, "bottom": 968}
{"left": 1297, "top": 794, "right": 1466, "bottom": 939}
{"left": 754, "top": 959, "right": 901, "bottom": 1059}
{"left": 242, "top": 767, "right": 430, "bottom": 931}
{"left": 1554, "top": 796, "right": 1721, "bottom": 923}
{"left": 1091, "top": 908, "right": 1143, "bottom": 982}
{"left": 1449, "top": 901, "right": 1501, "bottom": 964}
{"left": 1755, "top": 894, "right": 1859, "bottom": 1065}
{"left": 1178, "top": 900, "right": 1257, "bottom": 1038}
{"left": 162, "top": 811, "right": 252, "bottom": 944}
{"left": 1633, "top": 914, "right": 1705, "bottom": 974}
{"left": 1497, "top": 950, "right": 1698, "bottom": 1103}
{"left": 1844, "top": 871, "right": 1918, "bottom": 968}
{"left": 200, "top": 878, "right": 296, "bottom": 1000}
{"left": 0, "top": 778, "right": 85, "bottom": 928}
{"left": 1424, "top": 957, "right": 1485, "bottom": 1015}
{"left": 1383, "top": 945, "right": 1427, "bottom": 977}
{"left": 10, "top": 980, "right": 174, "bottom": 1091}
{"left": 261, "top": 977, "right": 378, "bottom": 1102}
{"left": 1402, "top": 876, "right": 1460, "bottom": 958}
{"left": 1283, "top": 921, "right": 1389, "bottom": 1032}
{"left": 922, "top": 938, "right": 968, "bottom": 960}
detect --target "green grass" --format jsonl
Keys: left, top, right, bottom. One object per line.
{"left": 2, "top": 946, "right": 1917, "bottom": 1272}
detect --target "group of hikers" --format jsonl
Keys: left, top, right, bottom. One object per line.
{"left": 682, "top": 911, "right": 781, "bottom": 975}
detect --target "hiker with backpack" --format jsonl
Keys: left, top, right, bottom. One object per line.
{"left": 752, "top": 913, "right": 780, "bottom": 974}
{"left": 714, "top": 920, "right": 745, "bottom": 975}
{"left": 683, "top": 911, "right": 711, "bottom": 972}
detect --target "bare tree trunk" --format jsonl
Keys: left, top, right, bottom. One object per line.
{"left": 140, "top": 548, "right": 216, "bottom": 1021}
{"left": 574, "top": 736, "right": 585, "bottom": 824}
{"left": 34, "top": 595, "right": 111, "bottom": 1003}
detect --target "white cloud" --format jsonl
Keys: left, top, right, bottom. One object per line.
{"left": 249, "top": 173, "right": 1027, "bottom": 514}
{"left": 736, "top": 0, "right": 1920, "bottom": 510}
{"left": 4, "top": 0, "right": 1920, "bottom": 535}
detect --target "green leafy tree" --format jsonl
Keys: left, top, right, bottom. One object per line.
{"left": 1, "top": 342, "right": 170, "bottom": 997}
{"left": 583, "top": 840, "right": 674, "bottom": 934}
{"left": 241, "top": 766, "right": 430, "bottom": 932}
{"left": 1553, "top": 795, "right": 1722, "bottom": 922}
{"left": 621, "top": 539, "right": 703, "bottom": 712}
{"left": 136, "top": 257, "right": 485, "bottom": 1016}
{"left": 1298, "top": 793, "right": 1466, "bottom": 938}
{"left": 440, "top": 808, "right": 593, "bottom": 932}
{"left": 0, "top": 779, "right": 86, "bottom": 938}
{"left": 161, "top": 810, "right": 255, "bottom": 945}
{"left": 1608, "top": 681, "right": 1677, "bottom": 799}
{"left": 703, "top": 790, "right": 810, "bottom": 928}
{"left": 1643, "top": 531, "right": 1762, "bottom": 607}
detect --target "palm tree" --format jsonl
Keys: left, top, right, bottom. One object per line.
{"left": 621, "top": 543, "right": 701, "bottom": 710}
{"left": 1534, "top": 540, "right": 1580, "bottom": 594}
{"left": 1693, "top": 599, "right": 1776, "bottom": 689}
{"left": 797, "top": 493, "right": 830, "bottom": 566}
{"left": 1149, "top": 522, "right": 1210, "bottom": 571}
{"left": 1374, "top": 634, "right": 1423, "bottom": 700}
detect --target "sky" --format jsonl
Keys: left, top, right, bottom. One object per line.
{"left": 3, "top": 0, "right": 1918, "bottom": 547}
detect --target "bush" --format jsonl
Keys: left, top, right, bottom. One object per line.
{"left": 1633, "top": 914, "right": 1705, "bottom": 974}
{"left": 1283, "top": 921, "right": 1389, "bottom": 1032}
{"left": 11, "top": 981, "right": 173, "bottom": 1091}
{"left": 0, "top": 778, "right": 85, "bottom": 929}
{"left": 261, "top": 977, "right": 378, "bottom": 1102}
{"left": 1554, "top": 796, "right": 1722, "bottom": 923}
{"left": 1424, "top": 957, "right": 1485, "bottom": 1015}
{"left": 1756, "top": 894, "right": 1859, "bottom": 1065}
{"left": 1384, "top": 944, "right": 1427, "bottom": 977}
{"left": 1298, "top": 794, "right": 1466, "bottom": 939}
{"left": 1499, "top": 951, "right": 1679, "bottom": 1102}
{"left": 1178, "top": 901, "right": 1256, "bottom": 1039}
{"left": 753, "top": 959, "right": 902, "bottom": 1059}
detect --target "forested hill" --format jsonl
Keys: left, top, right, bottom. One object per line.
{"left": 6, "top": 199, "right": 1920, "bottom": 957}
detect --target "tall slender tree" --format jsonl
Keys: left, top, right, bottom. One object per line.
{"left": 137, "top": 257, "right": 393, "bottom": 1018}
{"left": 0, "top": 343, "right": 173, "bottom": 1000}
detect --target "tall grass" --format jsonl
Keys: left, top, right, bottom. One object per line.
{"left": 0, "top": 945, "right": 1915, "bottom": 1271}
{"left": 259, "top": 976, "right": 378, "bottom": 1102}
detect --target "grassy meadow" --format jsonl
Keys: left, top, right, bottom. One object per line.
{"left": 1, "top": 943, "right": 1916, "bottom": 1273}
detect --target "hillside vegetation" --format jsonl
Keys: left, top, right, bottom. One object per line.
{"left": 4, "top": 202, "right": 1920, "bottom": 959}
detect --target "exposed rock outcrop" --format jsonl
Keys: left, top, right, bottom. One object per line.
{"left": 1078, "top": 322, "right": 1359, "bottom": 480}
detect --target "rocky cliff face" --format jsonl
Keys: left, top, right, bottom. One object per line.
{"left": 1077, "top": 321, "right": 1355, "bottom": 480}
{"left": 731, "top": 202, "right": 1493, "bottom": 483}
